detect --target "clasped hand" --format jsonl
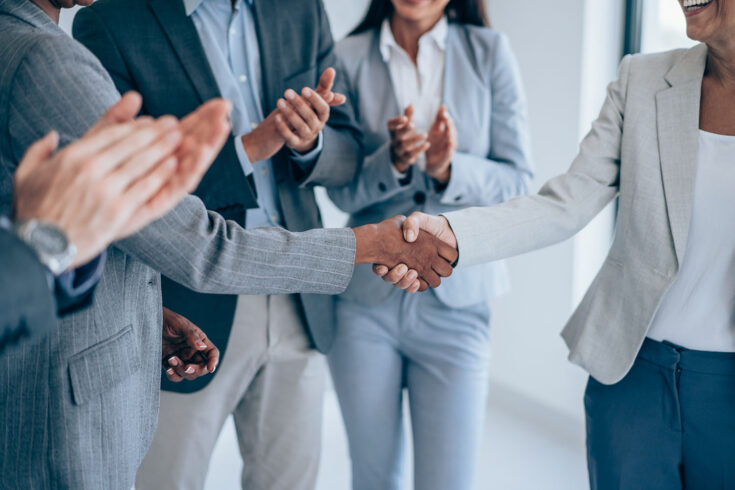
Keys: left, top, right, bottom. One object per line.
{"left": 242, "top": 67, "right": 346, "bottom": 162}
{"left": 370, "top": 212, "right": 458, "bottom": 292}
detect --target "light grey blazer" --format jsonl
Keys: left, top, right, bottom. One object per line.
{"left": 445, "top": 44, "right": 711, "bottom": 385}
{"left": 329, "top": 24, "right": 533, "bottom": 308}
{"left": 0, "top": 1, "right": 354, "bottom": 488}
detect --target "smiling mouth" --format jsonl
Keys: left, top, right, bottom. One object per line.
{"left": 682, "top": 0, "right": 713, "bottom": 12}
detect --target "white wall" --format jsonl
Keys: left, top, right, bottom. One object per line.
{"left": 61, "top": 0, "right": 625, "bottom": 423}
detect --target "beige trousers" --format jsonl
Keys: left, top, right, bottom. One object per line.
{"left": 135, "top": 294, "right": 325, "bottom": 490}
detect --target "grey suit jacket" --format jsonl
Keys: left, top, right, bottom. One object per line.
{"left": 73, "top": 0, "right": 362, "bottom": 394}
{"left": 444, "top": 44, "right": 710, "bottom": 385}
{"left": 329, "top": 25, "right": 533, "bottom": 308}
{"left": 0, "top": 1, "right": 355, "bottom": 488}
{"left": 0, "top": 230, "right": 57, "bottom": 354}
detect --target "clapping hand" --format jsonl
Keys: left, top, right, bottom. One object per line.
{"left": 243, "top": 67, "right": 346, "bottom": 162}
{"left": 162, "top": 307, "right": 220, "bottom": 382}
{"left": 388, "top": 105, "right": 430, "bottom": 173}
{"left": 425, "top": 106, "right": 457, "bottom": 183}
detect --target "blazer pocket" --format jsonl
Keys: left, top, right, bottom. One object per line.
{"left": 68, "top": 325, "right": 141, "bottom": 406}
{"left": 282, "top": 66, "right": 317, "bottom": 93}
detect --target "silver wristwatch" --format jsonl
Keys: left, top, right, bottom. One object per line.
{"left": 14, "top": 219, "right": 77, "bottom": 276}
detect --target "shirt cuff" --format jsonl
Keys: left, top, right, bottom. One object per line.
{"left": 55, "top": 252, "right": 106, "bottom": 298}
{"left": 289, "top": 131, "right": 323, "bottom": 171}
{"left": 234, "top": 135, "right": 255, "bottom": 174}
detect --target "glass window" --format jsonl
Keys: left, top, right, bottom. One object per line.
{"left": 640, "top": 0, "right": 697, "bottom": 53}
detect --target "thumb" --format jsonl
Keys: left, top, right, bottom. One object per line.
{"left": 87, "top": 92, "right": 142, "bottom": 135}
{"left": 404, "top": 104, "right": 414, "bottom": 120}
{"left": 403, "top": 212, "right": 426, "bottom": 243}
{"left": 316, "top": 67, "right": 336, "bottom": 94}
{"left": 183, "top": 323, "right": 208, "bottom": 351}
{"left": 15, "top": 131, "right": 58, "bottom": 181}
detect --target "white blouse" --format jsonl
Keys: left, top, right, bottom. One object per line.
{"left": 647, "top": 130, "right": 735, "bottom": 351}
{"left": 379, "top": 16, "right": 448, "bottom": 173}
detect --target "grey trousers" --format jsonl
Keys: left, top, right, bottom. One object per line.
{"left": 135, "top": 294, "right": 325, "bottom": 490}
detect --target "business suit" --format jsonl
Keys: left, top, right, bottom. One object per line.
{"left": 327, "top": 24, "right": 532, "bottom": 490}
{"left": 73, "top": 0, "right": 361, "bottom": 488}
{"left": 0, "top": 230, "right": 57, "bottom": 354}
{"left": 73, "top": 0, "right": 361, "bottom": 383}
{"left": 443, "top": 44, "right": 735, "bottom": 487}
{"left": 0, "top": 2, "right": 355, "bottom": 488}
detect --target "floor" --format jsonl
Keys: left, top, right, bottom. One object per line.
{"left": 203, "top": 382, "right": 590, "bottom": 490}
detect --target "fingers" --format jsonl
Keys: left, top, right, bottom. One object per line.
{"left": 302, "top": 87, "right": 330, "bottom": 122}
{"left": 396, "top": 269, "right": 419, "bottom": 290}
{"left": 113, "top": 157, "right": 178, "bottom": 239}
{"left": 422, "top": 268, "right": 442, "bottom": 289}
{"left": 274, "top": 114, "right": 303, "bottom": 148}
{"left": 381, "top": 264, "right": 408, "bottom": 285}
{"left": 406, "top": 279, "right": 422, "bottom": 294}
{"left": 14, "top": 131, "right": 58, "bottom": 181}
{"left": 88, "top": 92, "right": 143, "bottom": 134}
{"left": 437, "top": 240, "right": 459, "bottom": 264}
{"left": 111, "top": 124, "right": 182, "bottom": 191}
{"left": 373, "top": 264, "right": 389, "bottom": 277}
{"left": 277, "top": 95, "right": 312, "bottom": 137}
{"left": 431, "top": 255, "right": 454, "bottom": 278}
{"left": 417, "top": 279, "right": 429, "bottom": 292}
{"left": 387, "top": 114, "right": 410, "bottom": 132}
{"left": 404, "top": 104, "right": 414, "bottom": 120}
{"left": 206, "top": 346, "right": 220, "bottom": 374}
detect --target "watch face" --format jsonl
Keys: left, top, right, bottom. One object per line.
{"left": 30, "top": 225, "right": 69, "bottom": 255}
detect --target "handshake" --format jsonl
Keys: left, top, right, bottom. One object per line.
{"left": 353, "top": 213, "right": 458, "bottom": 293}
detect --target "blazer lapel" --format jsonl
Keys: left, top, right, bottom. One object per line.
{"left": 655, "top": 43, "right": 707, "bottom": 264}
{"left": 370, "top": 32, "right": 401, "bottom": 118}
{"left": 251, "top": 0, "right": 279, "bottom": 109}
{"left": 148, "top": 0, "right": 221, "bottom": 104}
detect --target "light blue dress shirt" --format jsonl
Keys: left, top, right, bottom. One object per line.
{"left": 184, "top": 0, "right": 322, "bottom": 228}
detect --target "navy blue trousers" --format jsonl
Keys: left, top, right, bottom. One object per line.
{"left": 584, "top": 338, "right": 735, "bottom": 490}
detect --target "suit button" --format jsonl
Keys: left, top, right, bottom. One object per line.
{"left": 378, "top": 182, "right": 387, "bottom": 192}
{"left": 413, "top": 191, "right": 426, "bottom": 205}
{"left": 148, "top": 276, "right": 157, "bottom": 286}
{"left": 454, "top": 195, "right": 463, "bottom": 202}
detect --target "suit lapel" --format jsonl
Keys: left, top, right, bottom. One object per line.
{"left": 251, "top": 0, "right": 279, "bottom": 109}
{"left": 656, "top": 43, "right": 707, "bottom": 263}
{"left": 370, "top": 32, "right": 401, "bottom": 118}
{"left": 148, "top": 0, "right": 221, "bottom": 104}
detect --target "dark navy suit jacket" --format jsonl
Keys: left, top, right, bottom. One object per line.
{"left": 73, "top": 0, "right": 362, "bottom": 393}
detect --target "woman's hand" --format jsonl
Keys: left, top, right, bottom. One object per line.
{"left": 388, "top": 105, "right": 430, "bottom": 173}
{"left": 425, "top": 106, "right": 457, "bottom": 183}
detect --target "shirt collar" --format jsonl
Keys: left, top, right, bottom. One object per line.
{"left": 0, "top": 0, "right": 59, "bottom": 31}
{"left": 379, "top": 15, "right": 448, "bottom": 62}
{"left": 184, "top": 0, "right": 254, "bottom": 17}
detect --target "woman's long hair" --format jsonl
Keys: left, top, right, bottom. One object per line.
{"left": 351, "top": 0, "right": 490, "bottom": 35}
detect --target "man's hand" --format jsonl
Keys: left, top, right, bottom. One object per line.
{"left": 274, "top": 67, "right": 345, "bottom": 153}
{"left": 425, "top": 106, "right": 457, "bottom": 183}
{"left": 372, "top": 212, "right": 459, "bottom": 291}
{"left": 13, "top": 115, "right": 183, "bottom": 267}
{"left": 162, "top": 307, "right": 220, "bottom": 382}
{"left": 12, "top": 93, "right": 231, "bottom": 270}
{"left": 388, "top": 105, "right": 430, "bottom": 173}
{"left": 242, "top": 67, "right": 346, "bottom": 162}
{"left": 353, "top": 216, "right": 457, "bottom": 291}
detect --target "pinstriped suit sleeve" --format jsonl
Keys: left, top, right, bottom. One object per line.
{"left": 444, "top": 55, "right": 630, "bottom": 267}
{"left": 8, "top": 35, "right": 356, "bottom": 297}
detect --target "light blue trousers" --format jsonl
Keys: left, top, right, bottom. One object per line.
{"left": 328, "top": 291, "right": 491, "bottom": 490}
